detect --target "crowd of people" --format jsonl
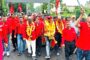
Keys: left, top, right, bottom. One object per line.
{"left": 0, "top": 9, "right": 90, "bottom": 60}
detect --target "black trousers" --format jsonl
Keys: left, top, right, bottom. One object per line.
{"left": 65, "top": 40, "right": 76, "bottom": 60}
{"left": 54, "top": 32, "right": 62, "bottom": 52}
{"left": 36, "top": 36, "right": 42, "bottom": 53}
{"left": 12, "top": 30, "right": 17, "bottom": 50}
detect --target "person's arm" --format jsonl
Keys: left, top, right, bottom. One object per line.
{"left": 75, "top": 8, "right": 84, "bottom": 27}
{"left": 22, "top": 24, "right": 27, "bottom": 40}
{"left": 61, "top": 29, "right": 65, "bottom": 47}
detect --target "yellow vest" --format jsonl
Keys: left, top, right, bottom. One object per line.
{"left": 44, "top": 20, "right": 55, "bottom": 39}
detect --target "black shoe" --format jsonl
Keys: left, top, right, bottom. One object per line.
{"left": 12, "top": 49, "right": 16, "bottom": 52}
{"left": 32, "top": 56, "right": 37, "bottom": 60}
{"left": 38, "top": 52, "right": 41, "bottom": 56}
{"left": 37, "top": 52, "right": 41, "bottom": 56}
{"left": 46, "top": 58, "right": 50, "bottom": 60}
{"left": 17, "top": 53, "right": 22, "bottom": 56}
{"left": 27, "top": 53, "right": 32, "bottom": 57}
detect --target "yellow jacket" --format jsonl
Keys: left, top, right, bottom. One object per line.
{"left": 44, "top": 20, "right": 55, "bottom": 39}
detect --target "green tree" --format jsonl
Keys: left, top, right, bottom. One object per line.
{"left": 27, "top": 3, "right": 34, "bottom": 13}
{"left": 2, "top": 0, "right": 8, "bottom": 15}
{"left": 74, "top": 6, "right": 80, "bottom": 19}
{"left": 85, "top": 7, "right": 90, "bottom": 15}
{"left": 41, "top": 3, "right": 48, "bottom": 14}
{"left": 41, "top": 0, "right": 55, "bottom": 14}
{"left": 0, "top": 0, "right": 2, "bottom": 15}
{"left": 61, "top": 4, "right": 72, "bottom": 17}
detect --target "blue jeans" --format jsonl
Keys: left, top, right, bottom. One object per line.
{"left": 17, "top": 34, "right": 26, "bottom": 54}
{"left": 45, "top": 37, "right": 50, "bottom": 56}
{"left": 76, "top": 48, "right": 90, "bottom": 60}
{"left": 23, "top": 40, "right": 26, "bottom": 52}
{"left": 4, "top": 34, "right": 10, "bottom": 53}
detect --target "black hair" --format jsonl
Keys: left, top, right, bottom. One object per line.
{"left": 65, "top": 17, "right": 70, "bottom": 21}
{"left": 53, "top": 16, "right": 57, "bottom": 19}
{"left": 21, "top": 12, "right": 25, "bottom": 16}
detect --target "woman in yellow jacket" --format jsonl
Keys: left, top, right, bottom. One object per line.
{"left": 44, "top": 16, "right": 56, "bottom": 59}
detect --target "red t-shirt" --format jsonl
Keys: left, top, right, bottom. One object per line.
{"left": 35, "top": 21, "right": 44, "bottom": 38}
{"left": 62, "top": 27, "right": 76, "bottom": 44}
{"left": 2, "top": 22, "right": 9, "bottom": 43}
{"left": 16, "top": 23, "right": 24, "bottom": 35}
{"left": 0, "top": 21, "right": 8, "bottom": 44}
{"left": 7, "top": 16, "right": 18, "bottom": 33}
{"left": 76, "top": 22, "right": 90, "bottom": 50}
{"left": 6, "top": 16, "right": 12, "bottom": 33}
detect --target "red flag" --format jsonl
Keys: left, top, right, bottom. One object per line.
{"left": 42, "top": 37, "right": 46, "bottom": 45}
{"left": 10, "top": 4, "right": 14, "bottom": 14}
{"left": 50, "top": 39, "right": 57, "bottom": 48}
{"left": 55, "top": 0, "right": 60, "bottom": 15}
{"left": 18, "top": 3, "right": 22, "bottom": 12}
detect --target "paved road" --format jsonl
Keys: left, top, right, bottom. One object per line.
{"left": 4, "top": 46, "right": 77, "bottom": 60}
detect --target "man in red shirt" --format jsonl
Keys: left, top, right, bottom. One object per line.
{"left": 23, "top": 17, "right": 37, "bottom": 60}
{"left": 35, "top": 16, "right": 44, "bottom": 56}
{"left": 62, "top": 17, "right": 76, "bottom": 60}
{"left": 16, "top": 17, "right": 26, "bottom": 56}
{"left": 75, "top": 9, "right": 90, "bottom": 60}
{"left": 7, "top": 14, "right": 18, "bottom": 52}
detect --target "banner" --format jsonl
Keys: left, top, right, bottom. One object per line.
{"left": 10, "top": 4, "right": 14, "bottom": 14}
{"left": 18, "top": 3, "right": 22, "bottom": 12}
{"left": 55, "top": 0, "right": 60, "bottom": 15}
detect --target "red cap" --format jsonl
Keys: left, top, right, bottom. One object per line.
{"left": 47, "top": 16, "right": 52, "bottom": 19}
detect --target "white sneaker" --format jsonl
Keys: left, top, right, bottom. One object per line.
{"left": 57, "top": 52, "right": 60, "bottom": 56}
{"left": 45, "top": 56, "right": 50, "bottom": 59}
{"left": 6, "top": 52, "right": 10, "bottom": 57}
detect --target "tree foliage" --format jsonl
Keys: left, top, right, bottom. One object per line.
{"left": 41, "top": 3, "right": 48, "bottom": 14}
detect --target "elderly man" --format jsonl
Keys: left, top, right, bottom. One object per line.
{"left": 23, "top": 17, "right": 37, "bottom": 60}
